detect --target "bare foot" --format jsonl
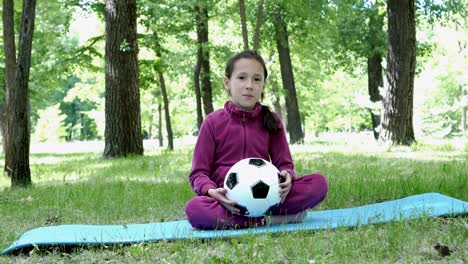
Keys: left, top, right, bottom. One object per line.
{"left": 266, "top": 211, "right": 307, "bottom": 225}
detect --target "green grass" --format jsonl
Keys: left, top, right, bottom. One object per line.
{"left": 1, "top": 135, "right": 467, "bottom": 263}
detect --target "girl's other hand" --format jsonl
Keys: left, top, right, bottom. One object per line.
{"left": 278, "top": 170, "right": 292, "bottom": 203}
{"left": 207, "top": 188, "right": 241, "bottom": 215}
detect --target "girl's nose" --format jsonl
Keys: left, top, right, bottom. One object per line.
{"left": 245, "top": 79, "right": 254, "bottom": 89}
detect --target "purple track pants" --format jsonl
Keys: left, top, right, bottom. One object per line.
{"left": 185, "top": 173, "right": 328, "bottom": 230}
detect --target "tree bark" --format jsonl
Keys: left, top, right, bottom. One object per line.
{"left": 252, "top": 0, "right": 264, "bottom": 51}
{"left": 239, "top": 0, "right": 249, "bottom": 50}
{"left": 193, "top": 46, "right": 203, "bottom": 133}
{"left": 157, "top": 70, "right": 173, "bottom": 150}
{"left": 367, "top": 4, "right": 384, "bottom": 140}
{"left": 273, "top": 10, "right": 303, "bottom": 144}
{"left": 195, "top": 3, "right": 214, "bottom": 116}
{"left": 10, "top": 0, "right": 36, "bottom": 187}
{"left": 152, "top": 31, "right": 173, "bottom": 150}
{"left": 367, "top": 55, "right": 383, "bottom": 140}
{"left": 2, "top": 0, "right": 17, "bottom": 175}
{"left": 103, "top": 0, "right": 143, "bottom": 157}
{"left": 158, "top": 104, "right": 163, "bottom": 147}
{"left": 379, "top": 0, "right": 416, "bottom": 145}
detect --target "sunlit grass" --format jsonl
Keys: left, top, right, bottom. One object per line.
{"left": 1, "top": 133, "right": 467, "bottom": 262}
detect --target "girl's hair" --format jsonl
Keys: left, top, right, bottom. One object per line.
{"left": 225, "top": 50, "right": 279, "bottom": 134}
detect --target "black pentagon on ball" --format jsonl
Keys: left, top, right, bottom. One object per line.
{"left": 251, "top": 180, "right": 270, "bottom": 199}
{"left": 248, "top": 158, "right": 266, "bottom": 167}
{"left": 226, "top": 172, "right": 238, "bottom": 190}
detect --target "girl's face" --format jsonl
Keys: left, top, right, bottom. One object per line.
{"left": 224, "top": 58, "right": 265, "bottom": 111}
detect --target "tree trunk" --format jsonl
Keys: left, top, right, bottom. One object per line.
{"left": 367, "top": 4, "right": 384, "bottom": 140}
{"left": 148, "top": 97, "right": 155, "bottom": 139}
{"left": 252, "top": 0, "right": 264, "bottom": 51}
{"left": 2, "top": 0, "right": 17, "bottom": 175}
{"left": 156, "top": 67, "right": 173, "bottom": 150}
{"left": 158, "top": 103, "right": 163, "bottom": 147}
{"left": 239, "top": 0, "right": 249, "bottom": 50}
{"left": 195, "top": 3, "right": 213, "bottom": 116}
{"left": 367, "top": 55, "right": 383, "bottom": 140}
{"left": 10, "top": 0, "right": 36, "bottom": 187}
{"left": 273, "top": 10, "right": 303, "bottom": 144}
{"left": 152, "top": 31, "right": 173, "bottom": 150}
{"left": 379, "top": 0, "right": 416, "bottom": 145}
{"left": 103, "top": 0, "right": 143, "bottom": 157}
{"left": 193, "top": 46, "right": 203, "bottom": 133}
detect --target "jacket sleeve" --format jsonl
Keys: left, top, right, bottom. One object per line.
{"left": 269, "top": 115, "right": 297, "bottom": 180}
{"left": 189, "top": 118, "right": 218, "bottom": 196}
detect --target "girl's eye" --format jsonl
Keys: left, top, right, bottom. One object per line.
{"left": 238, "top": 76, "right": 245, "bottom": 80}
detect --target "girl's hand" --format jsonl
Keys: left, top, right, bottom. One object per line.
{"left": 278, "top": 170, "right": 292, "bottom": 203}
{"left": 207, "top": 188, "right": 241, "bottom": 215}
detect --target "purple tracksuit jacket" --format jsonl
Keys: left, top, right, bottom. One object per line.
{"left": 185, "top": 101, "right": 328, "bottom": 229}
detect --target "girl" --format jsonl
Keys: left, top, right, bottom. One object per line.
{"left": 185, "top": 50, "right": 328, "bottom": 230}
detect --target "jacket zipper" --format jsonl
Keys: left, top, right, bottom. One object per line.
{"left": 242, "top": 111, "right": 246, "bottom": 158}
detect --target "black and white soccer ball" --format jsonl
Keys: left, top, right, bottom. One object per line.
{"left": 224, "top": 158, "right": 281, "bottom": 217}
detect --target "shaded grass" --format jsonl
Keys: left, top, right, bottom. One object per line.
{"left": 0, "top": 136, "right": 467, "bottom": 263}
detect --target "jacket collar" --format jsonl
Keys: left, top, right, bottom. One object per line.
{"left": 224, "top": 101, "right": 262, "bottom": 119}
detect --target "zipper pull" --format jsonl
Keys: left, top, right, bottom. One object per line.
{"left": 242, "top": 111, "right": 246, "bottom": 122}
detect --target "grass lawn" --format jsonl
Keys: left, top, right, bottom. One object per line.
{"left": 0, "top": 133, "right": 467, "bottom": 263}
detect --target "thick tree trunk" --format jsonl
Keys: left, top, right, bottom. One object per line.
{"left": 195, "top": 3, "right": 213, "bottom": 116}
{"left": 103, "top": 0, "right": 143, "bottom": 157}
{"left": 193, "top": 46, "right": 203, "bottom": 133}
{"left": 379, "top": 0, "right": 416, "bottom": 145}
{"left": 239, "top": 0, "right": 249, "bottom": 50}
{"left": 252, "top": 0, "right": 264, "bottom": 51}
{"left": 273, "top": 10, "right": 303, "bottom": 144}
{"left": 2, "top": 0, "right": 17, "bottom": 175}
{"left": 10, "top": 0, "right": 36, "bottom": 187}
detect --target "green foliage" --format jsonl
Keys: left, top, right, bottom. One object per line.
{"left": 1, "top": 0, "right": 466, "bottom": 146}
{"left": 416, "top": 21, "right": 466, "bottom": 137}
{"left": 32, "top": 104, "right": 68, "bottom": 143}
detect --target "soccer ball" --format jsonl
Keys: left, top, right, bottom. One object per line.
{"left": 224, "top": 158, "right": 281, "bottom": 217}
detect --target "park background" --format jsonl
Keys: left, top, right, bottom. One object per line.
{"left": 0, "top": 0, "right": 467, "bottom": 262}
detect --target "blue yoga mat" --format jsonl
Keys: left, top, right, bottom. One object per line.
{"left": 2, "top": 192, "right": 467, "bottom": 255}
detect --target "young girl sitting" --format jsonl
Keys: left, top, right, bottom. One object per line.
{"left": 185, "top": 50, "right": 328, "bottom": 229}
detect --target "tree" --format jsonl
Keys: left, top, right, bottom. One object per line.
{"left": 2, "top": 0, "right": 16, "bottom": 175}
{"left": 379, "top": 0, "right": 416, "bottom": 145}
{"left": 153, "top": 38, "right": 174, "bottom": 150}
{"left": 103, "top": 0, "right": 143, "bottom": 157}
{"left": 273, "top": 4, "right": 303, "bottom": 144}
{"left": 10, "top": 0, "right": 36, "bottom": 187}
{"left": 252, "top": 0, "right": 264, "bottom": 51}
{"left": 238, "top": 0, "right": 264, "bottom": 51}
{"left": 366, "top": 2, "right": 385, "bottom": 140}
{"left": 331, "top": 0, "right": 386, "bottom": 140}
{"left": 239, "top": 0, "right": 249, "bottom": 50}
{"left": 193, "top": 46, "right": 203, "bottom": 132}
{"left": 194, "top": 2, "right": 214, "bottom": 117}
